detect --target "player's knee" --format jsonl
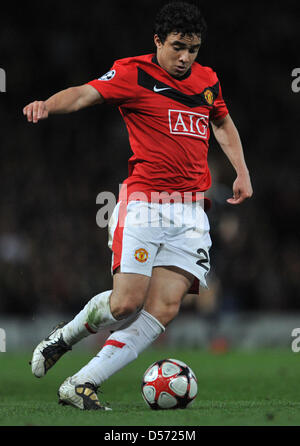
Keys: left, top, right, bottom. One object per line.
{"left": 111, "top": 291, "right": 144, "bottom": 320}
{"left": 113, "top": 300, "right": 142, "bottom": 320}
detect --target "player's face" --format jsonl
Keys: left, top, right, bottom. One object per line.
{"left": 154, "top": 32, "right": 201, "bottom": 77}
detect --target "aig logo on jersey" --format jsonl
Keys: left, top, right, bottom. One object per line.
{"left": 99, "top": 70, "right": 116, "bottom": 81}
{"left": 168, "top": 110, "right": 209, "bottom": 139}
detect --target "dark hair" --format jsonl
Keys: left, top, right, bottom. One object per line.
{"left": 154, "top": 2, "right": 207, "bottom": 43}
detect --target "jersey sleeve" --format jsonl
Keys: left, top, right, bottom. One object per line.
{"left": 209, "top": 70, "right": 229, "bottom": 122}
{"left": 86, "top": 60, "right": 138, "bottom": 106}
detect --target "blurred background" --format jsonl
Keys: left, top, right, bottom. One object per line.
{"left": 0, "top": 0, "right": 299, "bottom": 351}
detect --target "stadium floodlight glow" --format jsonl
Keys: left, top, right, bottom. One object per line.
{"left": 0, "top": 68, "right": 6, "bottom": 92}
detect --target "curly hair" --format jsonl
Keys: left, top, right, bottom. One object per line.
{"left": 154, "top": 2, "right": 207, "bottom": 43}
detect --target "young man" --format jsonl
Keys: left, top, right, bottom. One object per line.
{"left": 23, "top": 2, "right": 253, "bottom": 410}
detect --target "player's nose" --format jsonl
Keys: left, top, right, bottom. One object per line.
{"left": 178, "top": 50, "right": 190, "bottom": 64}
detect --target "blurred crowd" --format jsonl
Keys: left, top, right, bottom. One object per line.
{"left": 0, "top": 1, "right": 299, "bottom": 316}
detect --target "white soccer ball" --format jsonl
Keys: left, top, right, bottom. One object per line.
{"left": 141, "top": 358, "right": 198, "bottom": 410}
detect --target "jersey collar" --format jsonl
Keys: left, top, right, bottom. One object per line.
{"left": 151, "top": 55, "right": 192, "bottom": 81}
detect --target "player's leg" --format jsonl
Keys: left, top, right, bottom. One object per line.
{"left": 30, "top": 271, "right": 150, "bottom": 378}
{"left": 143, "top": 265, "right": 194, "bottom": 326}
{"left": 62, "top": 269, "right": 150, "bottom": 345}
{"left": 57, "top": 266, "right": 193, "bottom": 410}
{"left": 31, "top": 200, "right": 158, "bottom": 378}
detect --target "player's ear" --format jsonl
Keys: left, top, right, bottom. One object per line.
{"left": 154, "top": 34, "right": 163, "bottom": 49}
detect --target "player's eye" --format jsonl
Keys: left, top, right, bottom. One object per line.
{"left": 172, "top": 45, "right": 198, "bottom": 54}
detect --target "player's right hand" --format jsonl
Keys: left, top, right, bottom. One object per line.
{"left": 23, "top": 101, "right": 49, "bottom": 123}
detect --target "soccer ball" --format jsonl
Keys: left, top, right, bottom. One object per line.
{"left": 141, "top": 358, "right": 197, "bottom": 410}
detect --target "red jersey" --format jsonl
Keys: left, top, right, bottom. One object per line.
{"left": 87, "top": 54, "right": 228, "bottom": 202}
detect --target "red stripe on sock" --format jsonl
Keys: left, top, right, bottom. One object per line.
{"left": 103, "top": 340, "right": 126, "bottom": 349}
{"left": 84, "top": 322, "right": 97, "bottom": 334}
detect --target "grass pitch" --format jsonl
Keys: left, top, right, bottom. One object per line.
{"left": 0, "top": 347, "right": 300, "bottom": 426}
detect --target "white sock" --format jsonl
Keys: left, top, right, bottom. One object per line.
{"left": 72, "top": 310, "right": 165, "bottom": 386}
{"left": 62, "top": 290, "right": 117, "bottom": 346}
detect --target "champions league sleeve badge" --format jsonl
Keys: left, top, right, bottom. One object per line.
{"left": 98, "top": 70, "right": 116, "bottom": 81}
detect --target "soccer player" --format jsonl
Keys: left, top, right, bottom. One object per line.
{"left": 23, "top": 2, "right": 253, "bottom": 410}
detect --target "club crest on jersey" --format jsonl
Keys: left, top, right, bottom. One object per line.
{"left": 99, "top": 70, "right": 116, "bottom": 81}
{"left": 204, "top": 89, "right": 214, "bottom": 105}
{"left": 134, "top": 248, "right": 149, "bottom": 263}
{"left": 168, "top": 110, "right": 209, "bottom": 139}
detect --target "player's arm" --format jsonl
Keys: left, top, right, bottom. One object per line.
{"left": 23, "top": 84, "right": 104, "bottom": 123}
{"left": 211, "top": 113, "right": 253, "bottom": 205}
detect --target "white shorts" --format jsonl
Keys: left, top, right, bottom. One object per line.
{"left": 108, "top": 200, "right": 212, "bottom": 289}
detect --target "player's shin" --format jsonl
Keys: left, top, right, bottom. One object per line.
{"left": 61, "top": 290, "right": 118, "bottom": 346}
{"left": 71, "top": 310, "right": 165, "bottom": 386}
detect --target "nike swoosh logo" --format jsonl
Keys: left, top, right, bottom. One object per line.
{"left": 153, "top": 85, "right": 172, "bottom": 93}
{"left": 138, "top": 68, "right": 220, "bottom": 108}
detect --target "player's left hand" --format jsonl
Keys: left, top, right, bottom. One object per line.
{"left": 227, "top": 172, "right": 253, "bottom": 205}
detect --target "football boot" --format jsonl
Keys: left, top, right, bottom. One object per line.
{"left": 58, "top": 377, "right": 112, "bottom": 411}
{"left": 30, "top": 321, "right": 72, "bottom": 378}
